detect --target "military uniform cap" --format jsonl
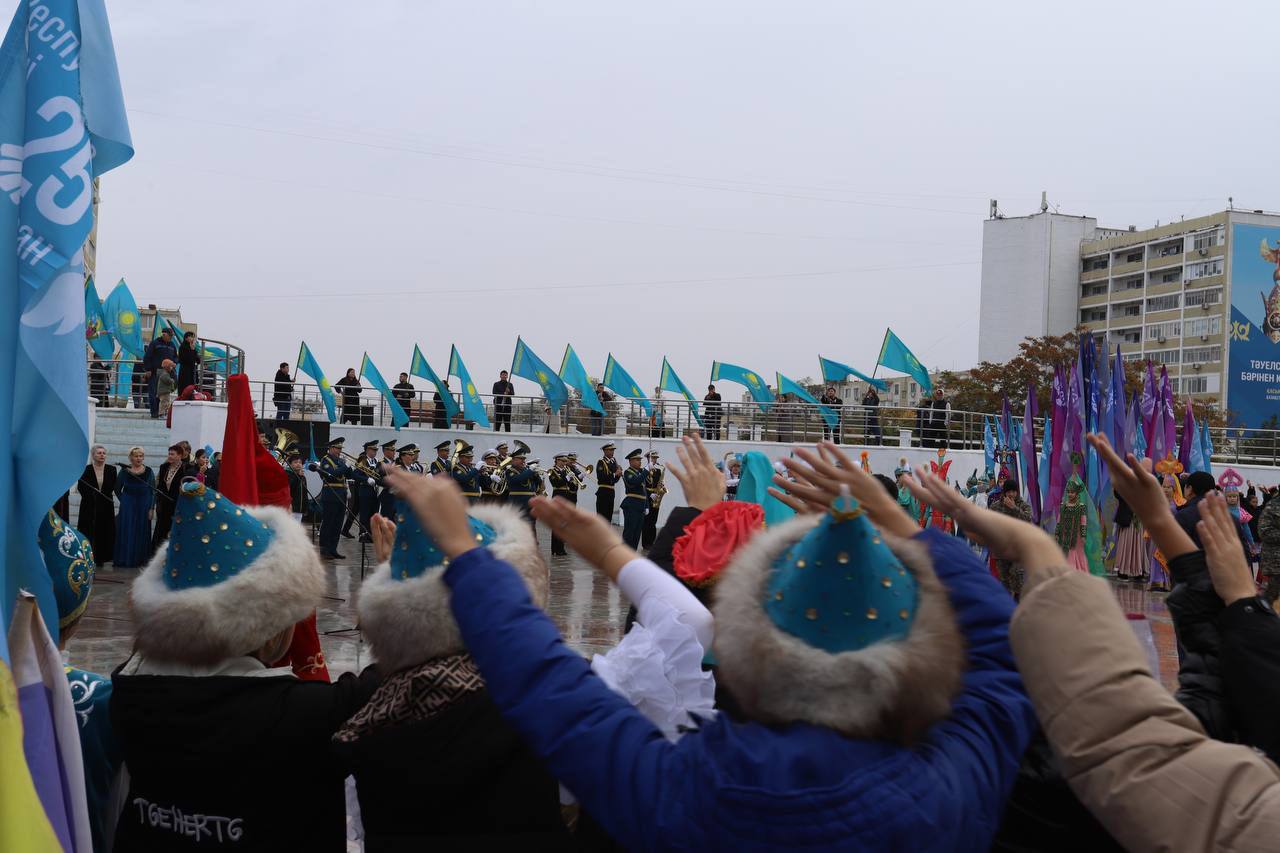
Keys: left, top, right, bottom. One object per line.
{"left": 434, "top": 440, "right": 451, "bottom": 452}
{"left": 626, "top": 448, "right": 643, "bottom": 460}
{"left": 328, "top": 436, "right": 346, "bottom": 448}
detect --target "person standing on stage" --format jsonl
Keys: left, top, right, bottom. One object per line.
{"left": 378, "top": 439, "right": 398, "bottom": 517}
{"left": 392, "top": 373, "right": 415, "bottom": 421}
{"left": 77, "top": 445, "right": 117, "bottom": 566}
{"left": 313, "top": 437, "right": 352, "bottom": 559}
{"left": 590, "top": 382, "right": 613, "bottom": 436}
{"left": 503, "top": 448, "right": 540, "bottom": 522}
{"left": 114, "top": 447, "right": 155, "bottom": 568}
{"left": 353, "top": 440, "right": 382, "bottom": 542}
{"left": 178, "top": 331, "right": 199, "bottom": 395}
{"left": 820, "top": 385, "right": 842, "bottom": 443}
{"left": 862, "top": 385, "right": 881, "bottom": 445}
{"left": 151, "top": 444, "right": 189, "bottom": 554}
{"left": 336, "top": 368, "right": 361, "bottom": 425}
{"left": 703, "top": 384, "right": 722, "bottom": 440}
{"left": 492, "top": 370, "right": 515, "bottom": 433}
{"left": 273, "top": 362, "right": 293, "bottom": 420}
{"left": 928, "top": 387, "right": 950, "bottom": 450}
{"left": 432, "top": 389, "right": 449, "bottom": 429}
{"left": 595, "top": 442, "right": 621, "bottom": 521}
{"left": 430, "top": 440, "right": 452, "bottom": 475}
{"left": 450, "top": 443, "right": 484, "bottom": 504}
{"left": 548, "top": 452, "right": 578, "bottom": 555}
{"left": 641, "top": 450, "right": 666, "bottom": 549}
{"left": 142, "top": 325, "right": 177, "bottom": 419}
{"left": 620, "top": 449, "right": 649, "bottom": 548}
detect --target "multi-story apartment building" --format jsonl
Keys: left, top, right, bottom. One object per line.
{"left": 980, "top": 203, "right": 1280, "bottom": 424}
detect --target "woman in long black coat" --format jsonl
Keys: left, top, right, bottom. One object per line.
{"left": 77, "top": 444, "right": 117, "bottom": 564}
{"left": 177, "top": 331, "right": 199, "bottom": 394}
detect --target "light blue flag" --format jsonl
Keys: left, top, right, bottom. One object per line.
{"left": 102, "top": 277, "right": 143, "bottom": 358}
{"left": 776, "top": 372, "right": 836, "bottom": 427}
{"left": 739, "top": 451, "right": 795, "bottom": 527}
{"left": 1199, "top": 421, "right": 1214, "bottom": 475}
{"left": 876, "top": 329, "right": 932, "bottom": 394}
{"left": 111, "top": 358, "right": 132, "bottom": 403}
{"left": 660, "top": 357, "right": 702, "bottom": 426}
{"left": 511, "top": 337, "right": 569, "bottom": 414}
{"left": 296, "top": 342, "right": 337, "bottom": 422}
{"left": 983, "top": 417, "right": 996, "bottom": 474}
{"left": 448, "top": 345, "right": 491, "bottom": 428}
{"left": 360, "top": 353, "right": 409, "bottom": 429}
{"left": 1188, "top": 416, "right": 1205, "bottom": 475}
{"left": 200, "top": 341, "right": 228, "bottom": 376}
{"left": 602, "top": 354, "right": 653, "bottom": 415}
{"left": 1037, "top": 416, "right": 1053, "bottom": 517}
{"left": 409, "top": 344, "right": 459, "bottom": 421}
{"left": 560, "top": 345, "right": 603, "bottom": 414}
{"left": 818, "top": 355, "right": 888, "bottom": 391}
{"left": 83, "top": 276, "right": 114, "bottom": 359}
{"left": 1, "top": 0, "right": 134, "bottom": 646}
{"left": 711, "top": 361, "right": 775, "bottom": 412}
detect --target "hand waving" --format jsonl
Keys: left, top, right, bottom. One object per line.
{"left": 665, "top": 434, "right": 725, "bottom": 510}
{"left": 1197, "top": 492, "right": 1256, "bottom": 605}
{"left": 772, "top": 442, "right": 917, "bottom": 538}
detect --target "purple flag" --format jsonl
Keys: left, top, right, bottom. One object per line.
{"left": 1022, "top": 383, "right": 1041, "bottom": 524}
{"left": 1141, "top": 361, "right": 1157, "bottom": 451}
{"left": 1046, "top": 367, "right": 1068, "bottom": 520}
{"left": 1159, "top": 366, "right": 1176, "bottom": 463}
{"left": 1178, "top": 401, "right": 1195, "bottom": 471}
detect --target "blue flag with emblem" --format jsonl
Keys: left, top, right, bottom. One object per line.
{"left": 360, "top": 352, "right": 409, "bottom": 429}
{"left": 102, "top": 277, "right": 142, "bottom": 358}
{"left": 448, "top": 345, "right": 491, "bottom": 428}
{"left": 712, "top": 361, "right": 775, "bottom": 412}
{"left": 818, "top": 355, "right": 887, "bottom": 391}
{"left": 659, "top": 357, "right": 702, "bottom": 427}
{"left": 603, "top": 354, "right": 653, "bottom": 416}
{"left": 511, "top": 337, "right": 569, "bottom": 414}
{"left": 1, "top": 0, "right": 133, "bottom": 653}
{"left": 559, "top": 344, "right": 603, "bottom": 414}
{"left": 409, "top": 344, "right": 459, "bottom": 422}
{"left": 83, "top": 276, "right": 114, "bottom": 359}
{"left": 876, "top": 329, "right": 932, "bottom": 394}
{"left": 776, "top": 373, "right": 836, "bottom": 427}
{"left": 296, "top": 341, "right": 337, "bottom": 422}
{"left": 983, "top": 417, "right": 996, "bottom": 474}
{"left": 111, "top": 358, "right": 132, "bottom": 404}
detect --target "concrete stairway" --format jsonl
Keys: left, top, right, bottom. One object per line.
{"left": 68, "top": 409, "right": 174, "bottom": 519}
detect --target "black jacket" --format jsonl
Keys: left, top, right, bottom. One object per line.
{"left": 111, "top": 662, "right": 379, "bottom": 852}
{"left": 1176, "top": 495, "right": 1252, "bottom": 563}
{"left": 272, "top": 369, "right": 293, "bottom": 403}
{"left": 334, "top": 688, "right": 568, "bottom": 850}
{"left": 1166, "top": 548, "right": 1231, "bottom": 742}
{"left": 1219, "top": 595, "right": 1280, "bottom": 762}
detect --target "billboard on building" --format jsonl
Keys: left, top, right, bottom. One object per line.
{"left": 1228, "top": 223, "right": 1280, "bottom": 427}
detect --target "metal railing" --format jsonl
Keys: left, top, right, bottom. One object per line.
{"left": 86, "top": 339, "right": 246, "bottom": 411}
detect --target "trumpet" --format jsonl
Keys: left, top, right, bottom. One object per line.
{"left": 342, "top": 451, "right": 382, "bottom": 482}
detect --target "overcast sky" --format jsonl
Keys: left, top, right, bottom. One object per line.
{"left": 94, "top": 0, "right": 1276, "bottom": 395}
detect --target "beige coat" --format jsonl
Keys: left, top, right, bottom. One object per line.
{"left": 1010, "top": 570, "right": 1280, "bottom": 852}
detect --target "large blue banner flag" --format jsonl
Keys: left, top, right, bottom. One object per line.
{"left": 560, "top": 344, "right": 603, "bottom": 414}
{"left": 102, "top": 277, "right": 142, "bottom": 358}
{"left": 660, "top": 357, "right": 702, "bottom": 426}
{"left": 876, "top": 329, "right": 932, "bottom": 394}
{"left": 360, "top": 353, "right": 409, "bottom": 429}
{"left": 511, "top": 337, "right": 569, "bottom": 414}
{"left": 818, "top": 356, "right": 887, "bottom": 391}
{"left": 448, "top": 345, "right": 491, "bottom": 428}
{"left": 711, "top": 361, "right": 775, "bottom": 411}
{"left": 409, "top": 344, "right": 459, "bottom": 421}
{"left": 602, "top": 354, "right": 653, "bottom": 415}
{"left": 776, "top": 373, "right": 836, "bottom": 426}
{"left": 296, "top": 342, "right": 337, "bottom": 422}
{"left": 1, "top": 0, "right": 133, "bottom": 649}
{"left": 83, "top": 276, "right": 113, "bottom": 359}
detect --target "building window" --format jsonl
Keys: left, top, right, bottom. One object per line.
{"left": 1121, "top": 351, "right": 1144, "bottom": 363}
{"left": 1181, "top": 376, "right": 1208, "bottom": 394}
{"left": 1160, "top": 270, "right": 1181, "bottom": 283}
{"left": 1158, "top": 241, "right": 1184, "bottom": 257}
{"left": 1146, "top": 320, "right": 1181, "bottom": 341}
{"left": 1192, "top": 230, "right": 1220, "bottom": 250}
{"left": 1182, "top": 345, "right": 1223, "bottom": 364}
{"left": 1113, "top": 329, "right": 1142, "bottom": 344}
{"left": 1124, "top": 251, "right": 1144, "bottom": 263}
{"left": 1080, "top": 307, "right": 1107, "bottom": 323}
{"left": 1147, "top": 349, "right": 1181, "bottom": 365}
{"left": 1082, "top": 282, "right": 1108, "bottom": 297}
{"left": 1083, "top": 256, "right": 1109, "bottom": 272}
{"left": 1184, "top": 316, "right": 1222, "bottom": 337}
{"left": 1146, "top": 294, "right": 1180, "bottom": 312}
{"left": 1112, "top": 303, "right": 1141, "bottom": 318}
{"left": 1185, "top": 287, "right": 1223, "bottom": 307}
{"left": 1186, "top": 259, "right": 1223, "bottom": 280}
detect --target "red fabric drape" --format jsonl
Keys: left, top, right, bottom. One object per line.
{"left": 673, "top": 501, "right": 764, "bottom": 587}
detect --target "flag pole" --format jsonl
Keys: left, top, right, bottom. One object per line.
{"left": 870, "top": 329, "right": 890, "bottom": 381}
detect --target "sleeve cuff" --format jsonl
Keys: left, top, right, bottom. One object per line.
{"left": 1218, "top": 596, "right": 1278, "bottom": 631}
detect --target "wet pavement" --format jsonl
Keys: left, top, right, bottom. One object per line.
{"left": 67, "top": 529, "right": 1179, "bottom": 691}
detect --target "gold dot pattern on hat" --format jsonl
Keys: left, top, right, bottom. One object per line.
{"left": 805, "top": 608, "right": 818, "bottom": 621}
{"left": 210, "top": 564, "right": 219, "bottom": 573}
{"left": 219, "top": 523, "right": 228, "bottom": 531}
{"left": 881, "top": 577, "right": 892, "bottom": 588}
{"left": 200, "top": 535, "right": 210, "bottom": 544}
{"left": 796, "top": 559, "right": 806, "bottom": 569}
{"left": 866, "top": 607, "right": 878, "bottom": 620}
{"left": 194, "top": 512, "right": 203, "bottom": 521}
{"left": 899, "top": 609, "right": 910, "bottom": 620}
{"left": 836, "top": 552, "right": 849, "bottom": 564}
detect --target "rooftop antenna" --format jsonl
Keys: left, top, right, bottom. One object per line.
{"left": 1228, "top": 196, "right": 1234, "bottom": 210}
{"left": 989, "top": 198, "right": 1002, "bottom": 219}
{"left": 1040, "top": 190, "right": 1049, "bottom": 213}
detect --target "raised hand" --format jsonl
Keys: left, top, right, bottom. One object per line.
{"left": 1086, "top": 432, "right": 1195, "bottom": 559}
{"left": 369, "top": 513, "right": 397, "bottom": 564}
{"left": 1197, "top": 492, "right": 1256, "bottom": 605}
{"left": 382, "top": 467, "right": 477, "bottom": 559}
{"left": 529, "top": 496, "right": 634, "bottom": 579}
{"left": 773, "top": 441, "right": 917, "bottom": 538}
{"left": 664, "top": 434, "right": 725, "bottom": 510}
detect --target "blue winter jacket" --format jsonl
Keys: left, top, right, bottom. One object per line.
{"left": 445, "top": 529, "right": 1036, "bottom": 851}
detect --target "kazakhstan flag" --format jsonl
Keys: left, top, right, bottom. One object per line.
{"left": 776, "top": 373, "right": 836, "bottom": 427}
{"left": 660, "top": 357, "right": 702, "bottom": 427}
{"left": 103, "top": 278, "right": 143, "bottom": 358}
{"left": 560, "top": 344, "right": 603, "bottom": 414}
{"left": 297, "top": 342, "right": 337, "bottom": 422}
{"left": 818, "top": 356, "right": 887, "bottom": 391}
{"left": 84, "top": 277, "right": 115, "bottom": 359}
{"left": 410, "top": 344, "right": 460, "bottom": 421}
{"left": 448, "top": 345, "right": 491, "bottom": 428}
{"left": 876, "top": 329, "right": 932, "bottom": 394}
{"left": 603, "top": 354, "right": 652, "bottom": 415}
{"left": 361, "top": 353, "right": 409, "bottom": 428}
{"left": 511, "top": 337, "right": 569, "bottom": 414}
{"left": 711, "top": 361, "right": 775, "bottom": 412}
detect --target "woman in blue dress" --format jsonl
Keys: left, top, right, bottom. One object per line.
{"left": 114, "top": 446, "right": 155, "bottom": 568}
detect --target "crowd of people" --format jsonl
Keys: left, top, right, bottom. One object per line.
{"left": 45, "top": 414, "right": 1280, "bottom": 849}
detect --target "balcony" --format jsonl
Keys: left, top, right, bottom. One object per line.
{"left": 1147, "top": 253, "right": 1184, "bottom": 272}
{"left": 1109, "top": 259, "right": 1144, "bottom": 278}
{"left": 1080, "top": 291, "right": 1109, "bottom": 307}
{"left": 1080, "top": 267, "right": 1109, "bottom": 284}
{"left": 1185, "top": 243, "right": 1226, "bottom": 262}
